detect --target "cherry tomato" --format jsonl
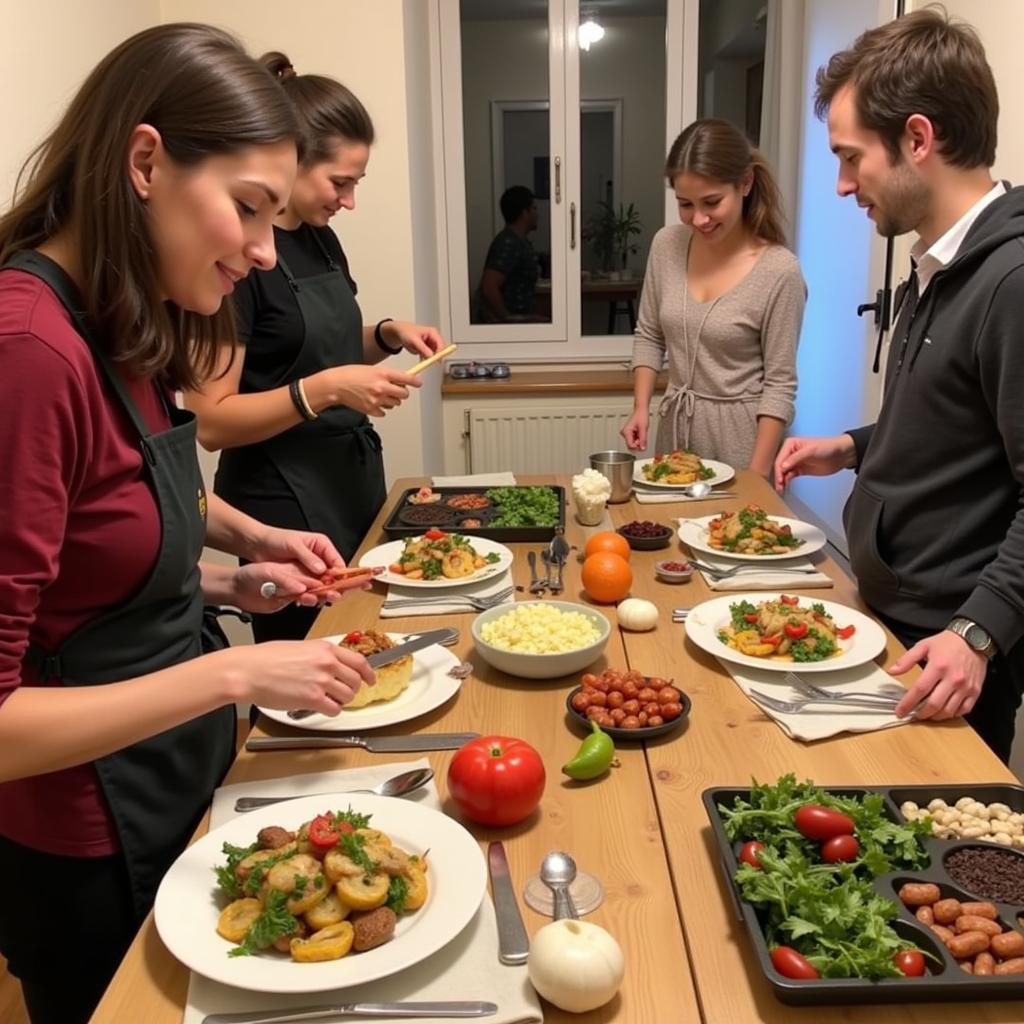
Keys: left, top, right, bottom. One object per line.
{"left": 743, "top": 613, "right": 760, "bottom": 624}
{"left": 836, "top": 624, "right": 857, "bottom": 640}
{"left": 739, "top": 840, "right": 766, "bottom": 869}
{"left": 760, "top": 634, "right": 782, "bottom": 648}
{"left": 821, "top": 834, "right": 860, "bottom": 863}
{"left": 307, "top": 813, "right": 353, "bottom": 850}
{"left": 794, "top": 804, "right": 855, "bottom": 841}
{"left": 423, "top": 528, "right": 446, "bottom": 541}
{"left": 342, "top": 631, "right": 363, "bottom": 644}
{"left": 779, "top": 594, "right": 800, "bottom": 606}
{"left": 893, "top": 949, "right": 926, "bottom": 977}
{"left": 770, "top": 946, "right": 819, "bottom": 980}
{"left": 447, "top": 736, "right": 546, "bottom": 827}
{"left": 783, "top": 621, "right": 808, "bottom": 640}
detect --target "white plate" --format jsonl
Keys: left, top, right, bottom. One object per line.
{"left": 678, "top": 514, "right": 827, "bottom": 562}
{"left": 360, "top": 536, "right": 513, "bottom": 588}
{"left": 154, "top": 793, "right": 486, "bottom": 994}
{"left": 258, "top": 635, "right": 462, "bottom": 732}
{"left": 633, "top": 457, "right": 735, "bottom": 490}
{"left": 684, "top": 593, "right": 886, "bottom": 673}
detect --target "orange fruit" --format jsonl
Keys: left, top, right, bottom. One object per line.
{"left": 584, "top": 531, "right": 630, "bottom": 561}
{"left": 581, "top": 552, "right": 632, "bottom": 604}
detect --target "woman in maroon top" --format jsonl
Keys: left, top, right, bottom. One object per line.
{"left": 0, "top": 25, "right": 375, "bottom": 1024}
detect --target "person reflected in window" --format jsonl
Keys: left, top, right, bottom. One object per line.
{"left": 476, "top": 185, "right": 541, "bottom": 322}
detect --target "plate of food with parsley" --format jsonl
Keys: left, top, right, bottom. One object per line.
{"left": 359, "top": 530, "right": 512, "bottom": 588}
{"left": 634, "top": 451, "right": 735, "bottom": 489}
{"left": 153, "top": 793, "right": 486, "bottom": 993}
{"left": 678, "top": 505, "right": 827, "bottom": 561}
{"left": 684, "top": 593, "right": 886, "bottom": 672}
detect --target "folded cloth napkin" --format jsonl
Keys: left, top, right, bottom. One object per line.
{"left": 432, "top": 472, "right": 517, "bottom": 487}
{"left": 681, "top": 547, "right": 833, "bottom": 591}
{"left": 634, "top": 485, "right": 737, "bottom": 504}
{"left": 380, "top": 569, "right": 516, "bottom": 618}
{"left": 719, "top": 660, "right": 909, "bottom": 741}
{"left": 183, "top": 761, "right": 543, "bottom": 1024}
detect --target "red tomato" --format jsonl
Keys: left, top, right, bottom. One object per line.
{"left": 739, "top": 840, "right": 766, "bottom": 869}
{"left": 343, "top": 631, "right": 363, "bottom": 644}
{"left": 779, "top": 594, "right": 800, "bottom": 606}
{"left": 794, "top": 804, "right": 855, "bottom": 841}
{"left": 447, "top": 736, "right": 546, "bottom": 827}
{"left": 783, "top": 621, "right": 808, "bottom": 640}
{"left": 423, "top": 528, "right": 446, "bottom": 541}
{"left": 743, "top": 613, "right": 760, "bottom": 624}
{"left": 820, "top": 834, "right": 860, "bottom": 863}
{"left": 770, "top": 946, "right": 820, "bottom": 980}
{"left": 893, "top": 949, "right": 926, "bottom": 977}
{"left": 836, "top": 624, "right": 856, "bottom": 640}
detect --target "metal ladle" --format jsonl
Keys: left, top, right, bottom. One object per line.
{"left": 539, "top": 850, "right": 580, "bottom": 920}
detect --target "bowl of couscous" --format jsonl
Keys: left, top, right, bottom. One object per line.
{"left": 470, "top": 601, "right": 610, "bottom": 680}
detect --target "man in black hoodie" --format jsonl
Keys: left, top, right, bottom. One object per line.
{"left": 774, "top": 9, "right": 1024, "bottom": 763}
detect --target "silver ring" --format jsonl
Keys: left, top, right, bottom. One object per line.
{"left": 259, "top": 581, "right": 278, "bottom": 599}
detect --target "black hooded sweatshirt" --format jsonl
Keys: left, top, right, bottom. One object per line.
{"left": 843, "top": 185, "right": 1024, "bottom": 656}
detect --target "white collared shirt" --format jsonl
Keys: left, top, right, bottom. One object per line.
{"left": 911, "top": 182, "right": 1006, "bottom": 295}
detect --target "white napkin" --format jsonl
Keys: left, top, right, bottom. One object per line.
{"left": 380, "top": 569, "right": 516, "bottom": 618}
{"left": 432, "top": 472, "right": 517, "bottom": 487}
{"left": 683, "top": 548, "right": 833, "bottom": 591}
{"left": 720, "top": 660, "right": 909, "bottom": 741}
{"left": 634, "top": 486, "right": 737, "bottom": 504}
{"left": 183, "top": 762, "right": 543, "bottom": 1024}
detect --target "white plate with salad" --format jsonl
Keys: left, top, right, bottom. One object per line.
{"left": 678, "top": 511, "right": 827, "bottom": 561}
{"left": 359, "top": 532, "right": 512, "bottom": 588}
{"left": 684, "top": 593, "right": 886, "bottom": 673}
{"left": 633, "top": 456, "right": 735, "bottom": 489}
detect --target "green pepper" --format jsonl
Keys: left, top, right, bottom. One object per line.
{"left": 562, "top": 721, "right": 615, "bottom": 780}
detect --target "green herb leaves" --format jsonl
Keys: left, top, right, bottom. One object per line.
{"left": 485, "top": 486, "right": 560, "bottom": 527}
{"left": 227, "top": 889, "right": 299, "bottom": 958}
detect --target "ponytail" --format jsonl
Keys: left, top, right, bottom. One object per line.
{"left": 744, "top": 154, "right": 787, "bottom": 247}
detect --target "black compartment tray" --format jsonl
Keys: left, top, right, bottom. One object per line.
{"left": 703, "top": 783, "right": 1024, "bottom": 1005}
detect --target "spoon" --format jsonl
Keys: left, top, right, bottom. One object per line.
{"left": 233, "top": 766, "right": 435, "bottom": 812}
{"left": 540, "top": 850, "right": 580, "bottom": 920}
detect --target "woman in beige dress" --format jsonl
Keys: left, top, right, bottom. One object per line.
{"left": 621, "top": 119, "right": 805, "bottom": 477}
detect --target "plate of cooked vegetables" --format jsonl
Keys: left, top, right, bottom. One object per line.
{"left": 678, "top": 505, "right": 827, "bottom": 561}
{"left": 634, "top": 451, "right": 735, "bottom": 489}
{"left": 154, "top": 793, "right": 487, "bottom": 993}
{"left": 359, "top": 530, "right": 513, "bottom": 588}
{"left": 684, "top": 593, "right": 886, "bottom": 673}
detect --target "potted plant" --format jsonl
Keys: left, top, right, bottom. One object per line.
{"left": 585, "top": 201, "right": 643, "bottom": 279}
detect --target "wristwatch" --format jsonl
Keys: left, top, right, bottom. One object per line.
{"left": 946, "top": 617, "right": 997, "bottom": 659}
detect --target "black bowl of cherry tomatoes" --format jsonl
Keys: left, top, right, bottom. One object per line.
{"left": 566, "top": 667, "right": 690, "bottom": 740}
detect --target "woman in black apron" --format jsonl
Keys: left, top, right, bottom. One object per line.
{"left": 184, "top": 55, "right": 448, "bottom": 643}
{"left": 0, "top": 27, "right": 372, "bottom": 1024}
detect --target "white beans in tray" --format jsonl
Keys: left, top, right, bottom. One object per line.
{"left": 901, "top": 797, "right": 1024, "bottom": 847}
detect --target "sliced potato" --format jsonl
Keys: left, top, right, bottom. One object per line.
{"left": 217, "top": 898, "right": 263, "bottom": 942}
{"left": 323, "top": 848, "right": 362, "bottom": 883}
{"left": 404, "top": 862, "right": 428, "bottom": 911}
{"left": 236, "top": 844, "right": 296, "bottom": 883}
{"left": 335, "top": 871, "right": 390, "bottom": 910}
{"left": 304, "top": 891, "right": 350, "bottom": 930}
{"left": 266, "top": 854, "right": 330, "bottom": 914}
{"left": 355, "top": 828, "right": 392, "bottom": 848}
{"left": 290, "top": 921, "right": 355, "bottom": 962}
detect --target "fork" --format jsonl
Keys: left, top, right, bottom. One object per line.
{"left": 748, "top": 687, "right": 899, "bottom": 715}
{"left": 382, "top": 586, "right": 514, "bottom": 611}
{"left": 783, "top": 670, "right": 902, "bottom": 706}
{"left": 691, "top": 560, "right": 822, "bottom": 580}
{"left": 528, "top": 551, "right": 547, "bottom": 594}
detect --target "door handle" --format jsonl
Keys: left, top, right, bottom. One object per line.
{"left": 554, "top": 156, "right": 561, "bottom": 203}
{"left": 570, "top": 202, "right": 576, "bottom": 249}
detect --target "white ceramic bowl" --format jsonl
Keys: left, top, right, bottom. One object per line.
{"left": 471, "top": 600, "right": 610, "bottom": 680}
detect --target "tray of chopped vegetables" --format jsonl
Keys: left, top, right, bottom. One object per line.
{"left": 382, "top": 485, "right": 565, "bottom": 541}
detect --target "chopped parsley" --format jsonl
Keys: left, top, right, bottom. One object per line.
{"left": 333, "top": 807, "right": 372, "bottom": 831}
{"left": 338, "top": 830, "right": 378, "bottom": 878}
{"left": 215, "top": 841, "right": 258, "bottom": 900}
{"left": 789, "top": 627, "right": 838, "bottom": 663}
{"left": 386, "top": 875, "right": 410, "bottom": 915}
{"left": 729, "top": 600, "right": 758, "bottom": 630}
{"left": 228, "top": 889, "right": 299, "bottom": 958}
{"left": 485, "top": 486, "right": 560, "bottom": 527}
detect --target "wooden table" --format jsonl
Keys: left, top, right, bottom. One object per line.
{"left": 90, "top": 473, "right": 1024, "bottom": 1023}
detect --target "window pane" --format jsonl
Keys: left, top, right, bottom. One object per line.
{"left": 579, "top": 0, "right": 666, "bottom": 336}
{"left": 461, "top": 0, "right": 552, "bottom": 324}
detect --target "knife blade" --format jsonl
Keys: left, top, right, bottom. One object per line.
{"left": 488, "top": 840, "right": 530, "bottom": 965}
{"left": 246, "top": 733, "right": 479, "bottom": 753}
{"left": 202, "top": 1000, "right": 498, "bottom": 1024}
{"left": 288, "top": 629, "right": 458, "bottom": 720}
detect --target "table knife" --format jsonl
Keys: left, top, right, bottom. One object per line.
{"left": 202, "top": 1001, "right": 498, "bottom": 1024}
{"left": 488, "top": 840, "right": 530, "bottom": 965}
{"left": 288, "top": 628, "right": 457, "bottom": 720}
{"left": 246, "top": 733, "right": 478, "bottom": 753}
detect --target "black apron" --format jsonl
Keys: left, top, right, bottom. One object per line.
{"left": 8, "top": 251, "right": 235, "bottom": 919}
{"left": 216, "top": 230, "right": 386, "bottom": 561}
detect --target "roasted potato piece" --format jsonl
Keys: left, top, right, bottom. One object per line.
{"left": 355, "top": 828, "right": 392, "bottom": 848}
{"left": 216, "top": 898, "right": 263, "bottom": 942}
{"left": 335, "top": 871, "right": 390, "bottom": 911}
{"left": 290, "top": 921, "right": 355, "bottom": 962}
{"left": 304, "top": 891, "right": 350, "bottom": 930}
{"left": 441, "top": 548, "right": 475, "bottom": 578}
{"left": 404, "top": 862, "right": 428, "bottom": 911}
{"left": 266, "top": 854, "right": 330, "bottom": 914}
{"left": 236, "top": 845, "right": 296, "bottom": 884}
{"left": 351, "top": 906, "right": 398, "bottom": 951}
{"left": 323, "top": 848, "right": 363, "bottom": 883}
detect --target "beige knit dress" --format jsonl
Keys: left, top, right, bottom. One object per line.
{"left": 630, "top": 224, "right": 805, "bottom": 467}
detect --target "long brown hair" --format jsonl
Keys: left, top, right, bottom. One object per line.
{"left": 0, "top": 23, "right": 302, "bottom": 389}
{"left": 814, "top": 7, "right": 997, "bottom": 169}
{"left": 261, "top": 51, "right": 374, "bottom": 164}
{"left": 665, "top": 119, "right": 788, "bottom": 247}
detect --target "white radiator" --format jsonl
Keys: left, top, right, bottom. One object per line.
{"left": 465, "top": 404, "right": 633, "bottom": 474}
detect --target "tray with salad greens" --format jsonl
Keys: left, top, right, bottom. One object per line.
{"left": 704, "top": 775, "right": 1024, "bottom": 1004}
{"left": 383, "top": 485, "right": 565, "bottom": 541}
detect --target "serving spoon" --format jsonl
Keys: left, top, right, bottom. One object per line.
{"left": 233, "top": 766, "right": 434, "bottom": 812}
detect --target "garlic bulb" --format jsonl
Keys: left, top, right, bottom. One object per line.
{"left": 528, "top": 919, "right": 625, "bottom": 1013}
{"left": 616, "top": 597, "right": 658, "bottom": 632}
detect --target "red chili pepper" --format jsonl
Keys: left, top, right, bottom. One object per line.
{"left": 780, "top": 594, "right": 800, "bottom": 606}
{"left": 424, "top": 528, "right": 446, "bottom": 541}
{"left": 784, "top": 621, "right": 808, "bottom": 640}
{"left": 836, "top": 624, "right": 856, "bottom": 640}
{"left": 343, "top": 631, "right": 363, "bottom": 644}
{"left": 743, "top": 613, "right": 760, "bottom": 624}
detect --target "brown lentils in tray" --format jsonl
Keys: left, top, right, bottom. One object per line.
{"left": 399, "top": 503, "right": 456, "bottom": 526}
{"left": 945, "top": 846, "right": 1024, "bottom": 904}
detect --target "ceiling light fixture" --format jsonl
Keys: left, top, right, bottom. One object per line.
{"left": 578, "top": 15, "right": 605, "bottom": 52}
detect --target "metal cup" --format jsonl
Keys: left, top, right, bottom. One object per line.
{"left": 588, "top": 450, "right": 635, "bottom": 503}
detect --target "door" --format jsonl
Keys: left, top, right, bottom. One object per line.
{"left": 787, "top": 0, "right": 899, "bottom": 552}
